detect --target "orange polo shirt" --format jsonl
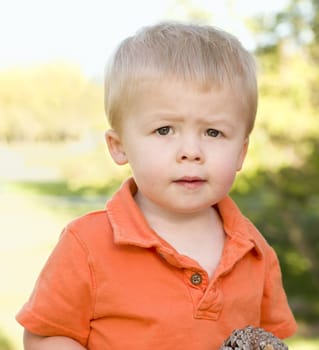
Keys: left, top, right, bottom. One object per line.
{"left": 17, "top": 178, "right": 297, "bottom": 349}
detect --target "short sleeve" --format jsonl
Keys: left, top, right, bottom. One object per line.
{"left": 260, "top": 247, "right": 297, "bottom": 338}
{"left": 16, "top": 227, "right": 95, "bottom": 347}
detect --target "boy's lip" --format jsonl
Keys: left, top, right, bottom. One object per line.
{"left": 173, "top": 176, "right": 206, "bottom": 188}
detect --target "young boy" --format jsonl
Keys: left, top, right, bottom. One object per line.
{"left": 17, "top": 22, "right": 297, "bottom": 350}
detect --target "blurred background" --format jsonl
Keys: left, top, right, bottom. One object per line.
{"left": 1, "top": 0, "right": 318, "bottom": 349}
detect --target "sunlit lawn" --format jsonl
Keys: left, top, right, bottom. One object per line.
{"left": 0, "top": 141, "right": 122, "bottom": 349}
{"left": 0, "top": 182, "right": 105, "bottom": 350}
{"left": 286, "top": 338, "right": 319, "bottom": 349}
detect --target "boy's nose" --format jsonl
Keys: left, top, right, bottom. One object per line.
{"left": 176, "top": 140, "right": 204, "bottom": 163}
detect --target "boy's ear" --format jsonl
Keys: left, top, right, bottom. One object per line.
{"left": 105, "top": 129, "right": 128, "bottom": 165}
{"left": 236, "top": 137, "right": 249, "bottom": 171}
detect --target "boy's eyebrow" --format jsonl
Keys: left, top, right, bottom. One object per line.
{"left": 149, "top": 110, "right": 238, "bottom": 124}
{"left": 144, "top": 111, "right": 184, "bottom": 123}
{"left": 148, "top": 111, "right": 239, "bottom": 127}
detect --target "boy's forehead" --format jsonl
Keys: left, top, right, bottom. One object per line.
{"left": 123, "top": 79, "right": 247, "bottom": 125}
{"left": 130, "top": 78, "right": 222, "bottom": 99}
{"left": 129, "top": 78, "right": 236, "bottom": 106}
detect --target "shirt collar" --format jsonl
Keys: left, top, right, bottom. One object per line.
{"left": 106, "top": 177, "right": 263, "bottom": 258}
{"left": 106, "top": 178, "right": 162, "bottom": 248}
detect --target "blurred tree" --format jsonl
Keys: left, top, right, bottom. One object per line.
{"left": 0, "top": 63, "right": 104, "bottom": 142}
{"left": 247, "top": 0, "right": 314, "bottom": 54}
{"left": 233, "top": 0, "right": 319, "bottom": 324}
{"left": 167, "top": 0, "right": 213, "bottom": 23}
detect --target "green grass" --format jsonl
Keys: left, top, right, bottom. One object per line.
{"left": 286, "top": 337, "right": 319, "bottom": 349}
{"left": 0, "top": 329, "right": 13, "bottom": 350}
{"left": 0, "top": 141, "right": 124, "bottom": 349}
{"left": 0, "top": 183, "right": 107, "bottom": 350}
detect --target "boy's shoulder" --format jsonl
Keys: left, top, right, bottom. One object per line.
{"left": 68, "top": 208, "right": 110, "bottom": 227}
{"left": 63, "top": 208, "right": 113, "bottom": 245}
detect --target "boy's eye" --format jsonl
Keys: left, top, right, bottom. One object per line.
{"left": 206, "top": 128, "right": 220, "bottom": 137}
{"left": 156, "top": 126, "right": 171, "bottom": 135}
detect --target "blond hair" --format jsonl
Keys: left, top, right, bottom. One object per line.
{"left": 104, "top": 22, "right": 258, "bottom": 134}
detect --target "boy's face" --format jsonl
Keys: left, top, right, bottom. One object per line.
{"left": 106, "top": 80, "right": 249, "bottom": 216}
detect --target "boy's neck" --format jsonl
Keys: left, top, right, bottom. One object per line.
{"left": 134, "top": 189, "right": 226, "bottom": 277}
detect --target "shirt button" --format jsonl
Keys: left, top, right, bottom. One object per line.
{"left": 190, "top": 273, "right": 202, "bottom": 285}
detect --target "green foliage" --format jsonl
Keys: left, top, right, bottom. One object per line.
{"left": 232, "top": 137, "right": 319, "bottom": 322}
{"left": 0, "top": 63, "right": 105, "bottom": 142}
{"left": 232, "top": 0, "right": 319, "bottom": 325}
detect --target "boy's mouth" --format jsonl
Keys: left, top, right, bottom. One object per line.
{"left": 173, "top": 176, "right": 206, "bottom": 189}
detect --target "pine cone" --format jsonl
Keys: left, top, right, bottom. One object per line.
{"left": 219, "top": 325, "right": 289, "bottom": 350}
